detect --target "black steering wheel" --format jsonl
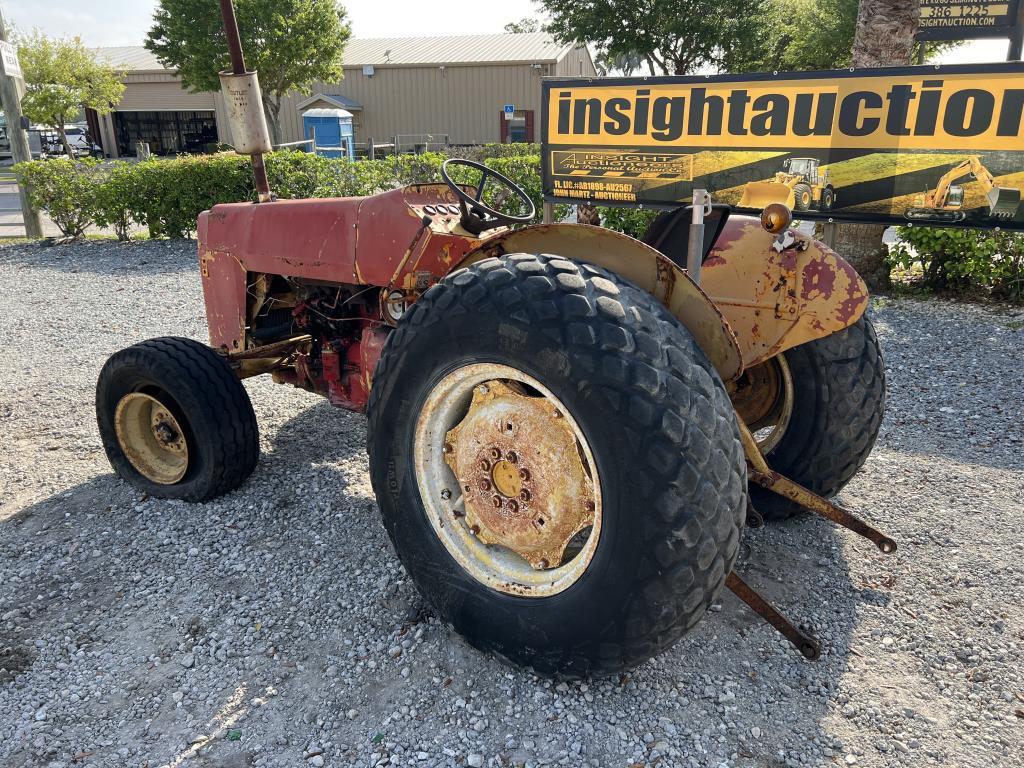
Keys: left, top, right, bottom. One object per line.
{"left": 441, "top": 158, "right": 536, "bottom": 234}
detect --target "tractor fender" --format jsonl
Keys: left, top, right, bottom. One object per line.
{"left": 700, "top": 217, "right": 870, "bottom": 370}
{"left": 456, "top": 223, "right": 744, "bottom": 382}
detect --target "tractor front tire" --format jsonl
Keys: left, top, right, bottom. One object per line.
{"left": 367, "top": 254, "right": 746, "bottom": 676}
{"left": 96, "top": 337, "right": 259, "bottom": 502}
{"left": 751, "top": 316, "right": 885, "bottom": 522}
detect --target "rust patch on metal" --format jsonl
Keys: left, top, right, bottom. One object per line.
{"left": 726, "top": 572, "right": 821, "bottom": 660}
{"left": 444, "top": 380, "right": 595, "bottom": 569}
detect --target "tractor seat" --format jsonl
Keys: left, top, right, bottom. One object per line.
{"left": 640, "top": 204, "right": 732, "bottom": 270}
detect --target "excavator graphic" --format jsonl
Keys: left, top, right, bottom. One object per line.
{"left": 906, "top": 156, "right": 1021, "bottom": 223}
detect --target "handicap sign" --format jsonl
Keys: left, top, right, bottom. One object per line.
{"left": 503, "top": 104, "right": 515, "bottom": 120}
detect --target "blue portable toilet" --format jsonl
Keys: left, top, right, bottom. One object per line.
{"left": 302, "top": 108, "right": 355, "bottom": 159}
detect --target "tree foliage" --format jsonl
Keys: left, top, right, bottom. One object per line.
{"left": 504, "top": 19, "right": 541, "bottom": 34}
{"left": 17, "top": 33, "right": 125, "bottom": 158}
{"left": 145, "top": 0, "right": 351, "bottom": 144}
{"left": 540, "top": 0, "right": 769, "bottom": 75}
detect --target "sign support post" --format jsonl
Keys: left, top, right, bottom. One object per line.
{"left": 1010, "top": 1, "right": 1024, "bottom": 61}
{"left": 0, "top": 5, "right": 42, "bottom": 239}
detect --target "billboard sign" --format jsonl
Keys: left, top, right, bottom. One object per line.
{"left": 916, "top": 0, "right": 1019, "bottom": 41}
{"left": 541, "top": 63, "right": 1024, "bottom": 230}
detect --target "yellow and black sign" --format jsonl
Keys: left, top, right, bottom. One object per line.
{"left": 541, "top": 63, "right": 1024, "bottom": 229}
{"left": 917, "top": 0, "right": 1019, "bottom": 41}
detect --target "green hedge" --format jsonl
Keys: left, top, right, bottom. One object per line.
{"left": 14, "top": 150, "right": 571, "bottom": 240}
{"left": 891, "top": 226, "right": 1024, "bottom": 303}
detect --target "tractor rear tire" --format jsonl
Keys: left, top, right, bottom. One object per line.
{"left": 793, "top": 182, "right": 813, "bottom": 212}
{"left": 96, "top": 337, "right": 259, "bottom": 502}
{"left": 751, "top": 315, "right": 885, "bottom": 522}
{"left": 367, "top": 254, "right": 746, "bottom": 676}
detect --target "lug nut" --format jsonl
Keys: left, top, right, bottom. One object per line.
{"left": 479, "top": 459, "right": 491, "bottom": 471}
{"left": 440, "top": 489, "right": 451, "bottom": 500}
{"left": 507, "top": 500, "right": 519, "bottom": 513}
{"left": 518, "top": 468, "right": 530, "bottom": 481}
{"left": 506, "top": 451, "right": 518, "bottom": 464}
{"left": 491, "top": 495, "right": 502, "bottom": 508}
{"left": 479, "top": 479, "right": 491, "bottom": 491}
{"left": 519, "top": 490, "right": 531, "bottom": 502}
{"left": 490, "top": 447, "right": 502, "bottom": 459}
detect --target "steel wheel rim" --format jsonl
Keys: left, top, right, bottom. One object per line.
{"left": 753, "top": 356, "right": 794, "bottom": 453}
{"left": 113, "top": 392, "right": 189, "bottom": 484}
{"left": 731, "top": 355, "right": 794, "bottom": 455}
{"left": 414, "top": 363, "right": 603, "bottom": 597}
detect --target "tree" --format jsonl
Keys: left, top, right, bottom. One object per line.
{"left": 830, "top": 0, "right": 919, "bottom": 290}
{"left": 146, "top": 0, "right": 351, "bottom": 145}
{"left": 541, "top": 0, "right": 769, "bottom": 75}
{"left": 504, "top": 19, "right": 541, "bottom": 34}
{"left": 17, "top": 32, "right": 125, "bottom": 158}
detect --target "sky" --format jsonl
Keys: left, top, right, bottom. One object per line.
{"left": 1, "top": 0, "right": 1014, "bottom": 65}
{"left": 3, "top": 0, "right": 545, "bottom": 44}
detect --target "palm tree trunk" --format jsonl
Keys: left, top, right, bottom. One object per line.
{"left": 840, "top": 0, "right": 920, "bottom": 291}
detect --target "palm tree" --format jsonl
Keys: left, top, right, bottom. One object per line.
{"left": 833, "top": 0, "right": 920, "bottom": 290}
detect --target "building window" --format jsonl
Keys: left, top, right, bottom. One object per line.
{"left": 500, "top": 109, "right": 534, "bottom": 143}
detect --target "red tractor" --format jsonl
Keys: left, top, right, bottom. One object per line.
{"left": 95, "top": 1, "right": 892, "bottom": 675}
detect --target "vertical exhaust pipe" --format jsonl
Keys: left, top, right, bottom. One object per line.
{"left": 217, "top": 0, "right": 273, "bottom": 203}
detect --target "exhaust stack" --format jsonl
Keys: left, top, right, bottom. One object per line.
{"left": 217, "top": 0, "right": 273, "bottom": 203}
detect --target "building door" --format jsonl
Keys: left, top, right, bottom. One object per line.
{"left": 500, "top": 110, "right": 534, "bottom": 143}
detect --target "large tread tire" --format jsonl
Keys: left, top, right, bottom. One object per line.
{"left": 752, "top": 315, "right": 885, "bottom": 522}
{"left": 367, "top": 253, "right": 746, "bottom": 676}
{"left": 96, "top": 337, "right": 259, "bottom": 502}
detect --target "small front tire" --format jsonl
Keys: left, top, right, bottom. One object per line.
{"left": 96, "top": 337, "right": 259, "bottom": 502}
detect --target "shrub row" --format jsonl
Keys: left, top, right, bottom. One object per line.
{"left": 891, "top": 226, "right": 1024, "bottom": 303}
{"left": 14, "top": 149, "right": 570, "bottom": 241}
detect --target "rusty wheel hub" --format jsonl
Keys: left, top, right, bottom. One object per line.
{"left": 728, "top": 355, "right": 793, "bottom": 454}
{"left": 414, "top": 364, "right": 602, "bottom": 597}
{"left": 444, "top": 380, "right": 596, "bottom": 570}
{"left": 113, "top": 392, "right": 189, "bottom": 484}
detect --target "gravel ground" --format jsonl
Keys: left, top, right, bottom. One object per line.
{"left": 1, "top": 239, "right": 1022, "bottom": 768}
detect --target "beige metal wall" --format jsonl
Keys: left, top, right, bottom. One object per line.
{"left": 553, "top": 47, "right": 597, "bottom": 79}
{"left": 216, "top": 62, "right": 573, "bottom": 147}
{"left": 116, "top": 73, "right": 217, "bottom": 112}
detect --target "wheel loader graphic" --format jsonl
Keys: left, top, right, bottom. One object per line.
{"left": 739, "top": 157, "right": 835, "bottom": 212}
{"left": 906, "top": 156, "right": 1021, "bottom": 223}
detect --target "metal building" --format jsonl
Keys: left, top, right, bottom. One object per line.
{"left": 92, "top": 33, "right": 595, "bottom": 157}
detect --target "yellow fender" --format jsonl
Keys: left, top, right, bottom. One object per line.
{"left": 457, "top": 223, "right": 744, "bottom": 382}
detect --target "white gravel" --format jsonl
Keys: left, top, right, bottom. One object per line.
{"left": 1, "top": 239, "right": 1022, "bottom": 768}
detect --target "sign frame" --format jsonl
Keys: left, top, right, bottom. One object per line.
{"left": 916, "top": 0, "right": 1020, "bottom": 42}
{"left": 540, "top": 62, "right": 1024, "bottom": 231}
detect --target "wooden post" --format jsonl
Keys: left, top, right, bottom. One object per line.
{"left": 0, "top": 6, "right": 42, "bottom": 238}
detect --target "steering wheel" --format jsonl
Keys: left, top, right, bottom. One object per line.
{"left": 441, "top": 158, "right": 536, "bottom": 234}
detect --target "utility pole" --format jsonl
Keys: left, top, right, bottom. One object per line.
{"left": 0, "top": 4, "right": 41, "bottom": 238}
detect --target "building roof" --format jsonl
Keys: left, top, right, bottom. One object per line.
{"left": 342, "top": 33, "right": 574, "bottom": 66}
{"left": 94, "top": 46, "right": 165, "bottom": 72}
{"left": 296, "top": 93, "right": 363, "bottom": 111}
{"left": 93, "top": 33, "right": 576, "bottom": 74}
